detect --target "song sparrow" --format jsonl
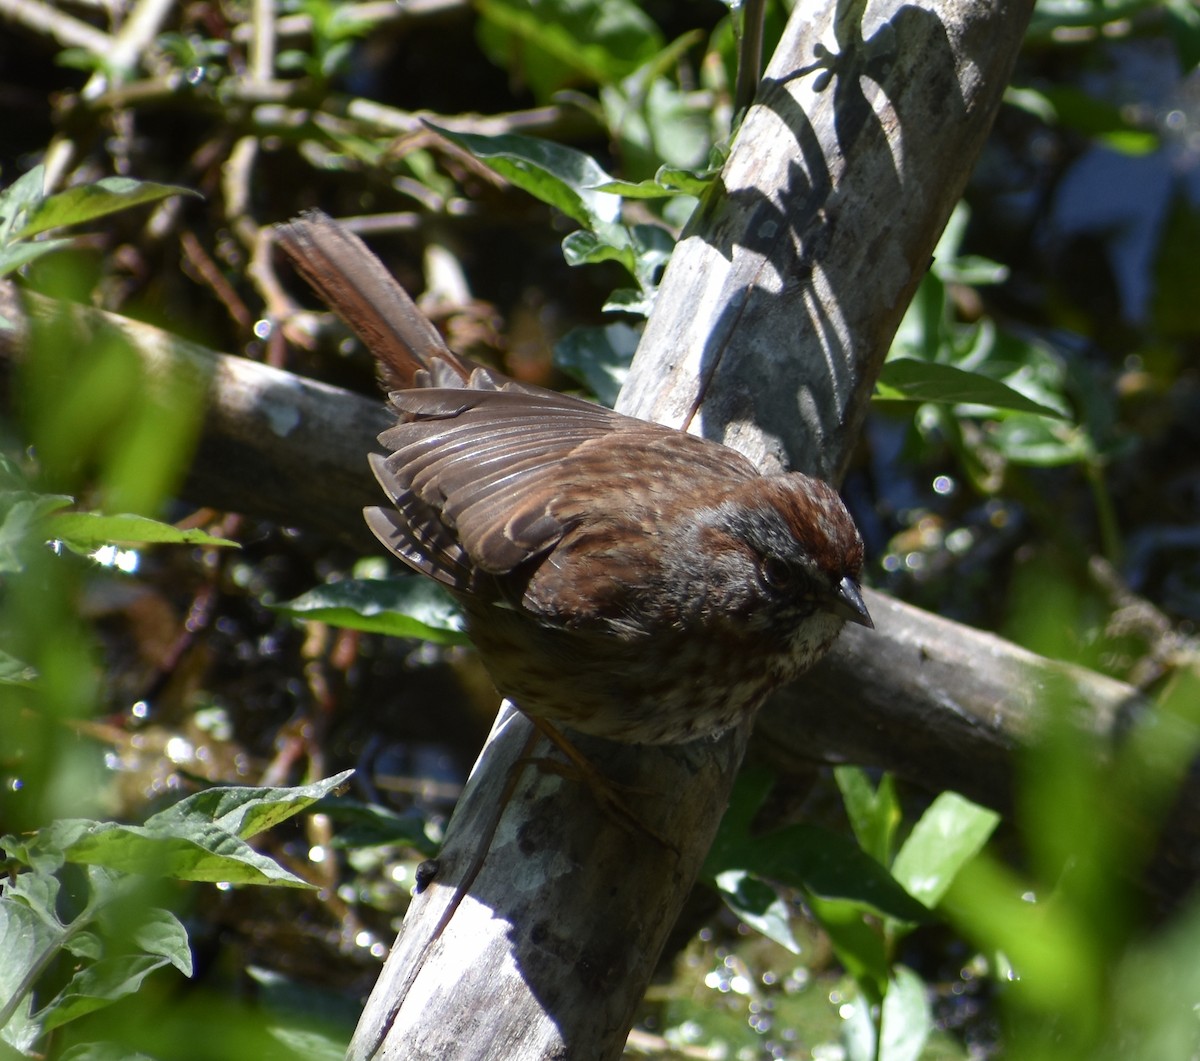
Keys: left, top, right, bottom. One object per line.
{"left": 276, "top": 211, "right": 871, "bottom": 745}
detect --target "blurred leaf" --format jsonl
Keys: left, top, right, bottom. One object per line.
{"left": 1163, "top": 0, "right": 1200, "bottom": 69}
{"left": 426, "top": 123, "right": 621, "bottom": 230}
{"left": 1028, "top": 0, "right": 1151, "bottom": 39}
{"left": 987, "top": 414, "right": 1091, "bottom": 465}
{"left": 938, "top": 254, "right": 1009, "bottom": 286}
{"left": 0, "top": 898, "right": 55, "bottom": 1050}
{"left": 600, "top": 35, "right": 712, "bottom": 178}
{"left": 315, "top": 799, "right": 437, "bottom": 854}
{"left": 891, "top": 793, "right": 1001, "bottom": 909}
{"left": 475, "top": 0, "right": 662, "bottom": 100}
{"left": 38, "top": 954, "right": 174, "bottom": 1031}
{"left": 59, "top": 1045, "right": 159, "bottom": 1061}
{"left": 554, "top": 323, "right": 639, "bottom": 406}
{"left": 877, "top": 358, "right": 1069, "bottom": 419}
{"left": 944, "top": 853, "right": 1102, "bottom": 1016}
{"left": 877, "top": 965, "right": 933, "bottom": 1061}
{"left": 834, "top": 767, "right": 901, "bottom": 866}
{"left": 0, "top": 166, "right": 47, "bottom": 242}
{"left": 1151, "top": 194, "right": 1200, "bottom": 338}
{"left": 128, "top": 908, "right": 192, "bottom": 977}
{"left": 0, "top": 238, "right": 74, "bottom": 281}
{"left": 15, "top": 178, "right": 198, "bottom": 239}
{"left": 48, "top": 512, "right": 238, "bottom": 551}
{"left": 274, "top": 578, "right": 468, "bottom": 645}
{"left": 1105, "top": 897, "right": 1200, "bottom": 1061}
{"left": 713, "top": 870, "right": 802, "bottom": 954}
{"left": 0, "top": 493, "right": 73, "bottom": 572}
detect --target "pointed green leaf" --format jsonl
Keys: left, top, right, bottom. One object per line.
{"left": 146, "top": 771, "right": 354, "bottom": 840}
{"left": 38, "top": 955, "right": 174, "bottom": 1031}
{"left": 16, "top": 178, "right": 199, "bottom": 239}
{"left": 876, "top": 358, "right": 1068, "bottom": 419}
{"left": 426, "top": 122, "right": 621, "bottom": 230}
{"left": 48, "top": 511, "right": 239, "bottom": 550}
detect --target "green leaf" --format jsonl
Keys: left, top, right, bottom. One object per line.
{"left": 15, "top": 803, "right": 328, "bottom": 889}
{"left": 48, "top": 819, "right": 313, "bottom": 887}
{"left": 60, "top": 1044, "right": 160, "bottom": 1061}
{"left": 0, "top": 493, "right": 74, "bottom": 572}
{"left": 876, "top": 358, "right": 1069, "bottom": 419}
{"left": 987, "top": 414, "right": 1092, "bottom": 466}
{"left": 38, "top": 954, "right": 174, "bottom": 1031}
{"left": 554, "top": 323, "right": 639, "bottom": 407}
{"left": 0, "top": 166, "right": 47, "bottom": 242}
{"left": 712, "top": 870, "right": 802, "bottom": 955}
{"left": 48, "top": 511, "right": 239, "bottom": 551}
{"left": 315, "top": 799, "right": 437, "bottom": 853}
{"left": 475, "top": 0, "right": 662, "bottom": 99}
{"left": 835, "top": 767, "right": 901, "bottom": 866}
{"left": 588, "top": 177, "right": 681, "bottom": 200}
{"left": 426, "top": 122, "right": 621, "bottom": 231}
{"left": 274, "top": 578, "right": 468, "bottom": 645}
{"left": 808, "top": 892, "right": 891, "bottom": 994}
{"left": 561, "top": 227, "right": 636, "bottom": 275}
{"left": 0, "top": 898, "right": 57, "bottom": 1049}
{"left": 0, "top": 238, "right": 74, "bottom": 280}
{"left": 15, "top": 178, "right": 199, "bottom": 239}
{"left": 129, "top": 908, "right": 193, "bottom": 977}
{"left": 706, "top": 770, "right": 929, "bottom": 925}
{"left": 653, "top": 164, "right": 718, "bottom": 197}
{"left": 588, "top": 164, "right": 715, "bottom": 200}
{"left": 891, "top": 793, "right": 1001, "bottom": 910}
{"left": 878, "top": 965, "right": 933, "bottom": 1061}
{"left": 145, "top": 771, "right": 354, "bottom": 841}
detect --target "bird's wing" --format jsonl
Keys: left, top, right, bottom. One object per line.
{"left": 364, "top": 387, "right": 757, "bottom": 593}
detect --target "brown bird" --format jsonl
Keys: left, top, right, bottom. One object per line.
{"left": 275, "top": 210, "right": 871, "bottom": 748}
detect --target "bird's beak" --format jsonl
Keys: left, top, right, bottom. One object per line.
{"left": 833, "top": 576, "right": 873, "bottom": 628}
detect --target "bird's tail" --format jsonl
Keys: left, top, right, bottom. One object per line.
{"left": 275, "top": 209, "right": 476, "bottom": 390}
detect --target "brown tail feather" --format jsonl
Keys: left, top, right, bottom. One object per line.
{"left": 274, "top": 210, "right": 475, "bottom": 389}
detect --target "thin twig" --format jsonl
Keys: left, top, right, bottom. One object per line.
{"left": 0, "top": 0, "right": 111, "bottom": 53}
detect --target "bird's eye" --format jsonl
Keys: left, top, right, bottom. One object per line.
{"left": 760, "top": 555, "right": 793, "bottom": 590}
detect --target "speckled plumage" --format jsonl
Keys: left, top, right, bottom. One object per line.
{"left": 277, "top": 210, "right": 871, "bottom": 745}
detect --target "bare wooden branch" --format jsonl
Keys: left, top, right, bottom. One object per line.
{"left": 0, "top": 283, "right": 388, "bottom": 549}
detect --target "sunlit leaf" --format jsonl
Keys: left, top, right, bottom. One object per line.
{"left": 48, "top": 511, "right": 238, "bottom": 551}
{"left": 876, "top": 358, "right": 1069, "bottom": 419}
{"left": 274, "top": 578, "right": 468, "bottom": 645}
{"left": 16, "top": 178, "right": 199, "bottom": 239}
{"left": 427, "top": 122, "right": 621, "bottom": 230}
{"left": 145, "top": 771, "right": 354, "bottom": 841}
{"left": 891, "top": 793, "right": 1001, "bottom": 909}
